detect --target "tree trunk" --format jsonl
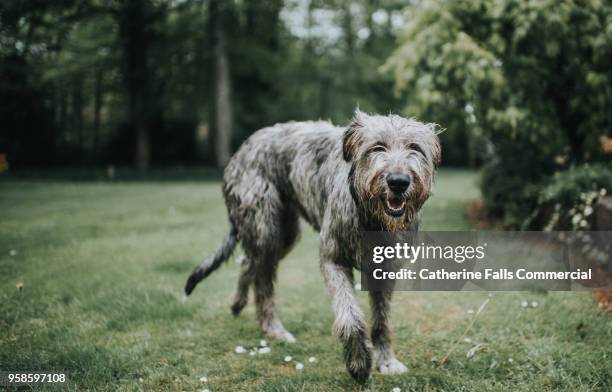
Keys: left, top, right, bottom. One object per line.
{"left": 72, "top": 76, "right": 84, "bottom": 154}
{"left": 93, "top": 68, "right": 103, "bottom": 153}
{"left": 120, "top": 0, "right": 151, "bottom": 171}
{"left": 208, "top": 0, "right": 232, "bottom": 169}
{"left": 59, "top": 86, "right": 68, "bottom": 145}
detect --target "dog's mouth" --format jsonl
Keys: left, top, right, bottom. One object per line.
{"left": 382, "top": 195, "right": 406, "bottom": 217}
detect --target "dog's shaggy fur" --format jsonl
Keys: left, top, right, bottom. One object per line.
{"left": 185, "top": 110, "right": 440, "bottom": 383}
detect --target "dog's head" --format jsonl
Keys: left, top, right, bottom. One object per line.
{"left": 343, "top": 109, "right": 441, "bottom": 230}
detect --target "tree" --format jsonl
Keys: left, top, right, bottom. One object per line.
{"left": 385, "top": 0, "right": 612, "bottom": 225}
{"left": 118, "top": 0, "right": 153, "bottom": 171}
{"left": 208, "top": 0, "right": 232, "bottom": 168}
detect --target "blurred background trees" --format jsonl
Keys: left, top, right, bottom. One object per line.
{"left": 0, "top": 0, "right": 405, "bottom": 169}
{"left": 1, "top": 0, "right": 611, "bottom": 228}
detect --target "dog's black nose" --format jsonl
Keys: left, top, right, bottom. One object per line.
{"left": 386, "top": 173, "right": 411, "bottom": 193}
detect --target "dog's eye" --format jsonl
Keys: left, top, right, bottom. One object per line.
{"left": 409, "top": 143, "right": 425, "bottom": 156}
{"left": 368, "top": 144, "right": 387, "bottom": 154}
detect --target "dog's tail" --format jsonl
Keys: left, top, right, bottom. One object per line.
{"left": 184, "top": 222, "right": 238, "bottom": 296}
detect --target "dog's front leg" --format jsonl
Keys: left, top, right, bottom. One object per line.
{"left": 369, "top": 290, "right": 408, "bottom": 374}
{"left": 321, "top": 259, "right": 372, "bottom": 383}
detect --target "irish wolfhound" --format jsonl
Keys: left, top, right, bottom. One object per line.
{"left": 185, "top": 109, "right": 440, "bottom": 383}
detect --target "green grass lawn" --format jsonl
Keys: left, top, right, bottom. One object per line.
{"left": 1, "top": 169, "right": 610, "bottom": 391}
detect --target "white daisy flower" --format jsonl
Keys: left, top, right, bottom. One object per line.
{"left": 258, "top": 347, "right": 271, "bottom": 354}
{"left": 234, "top": 346, "right": 246, "bottom": 354}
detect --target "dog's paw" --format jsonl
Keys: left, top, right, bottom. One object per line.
{"left": 266, "top": 328, "right": 297, "bottom": 343}
{"left": 230, "top": 296, "right": 247, "bottom": 316}
{"left": 377, "top": 357, "right": 407, "bottom": 375}
{"left": 344, "top": 336, "right": 372, "bottom": 384}
{"left": 279, "top": 331, "right": 297, "bottom": 343}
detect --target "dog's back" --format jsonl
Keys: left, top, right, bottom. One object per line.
{"left": 223, "top": 121, "right": 346, "bottom": 230}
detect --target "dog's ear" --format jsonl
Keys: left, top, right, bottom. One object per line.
{"left": 429, "top": 126, "right": 442, "bottom": 168}
{"left": 431, "top": 133, "right": 441, "bottom": 167}
{"left": 343, "top": 110, "right": 366, "bottom": 162}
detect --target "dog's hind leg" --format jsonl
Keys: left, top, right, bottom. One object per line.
{"left": 230, "top": 255, "right": 254, "bottom": 316}
{"left": 252, "top": 208, "right": 300, "bottom": 343}
{"left": 233, "top": 180, "right": 300, "bottom": 343}
{"left": 370, "top": 290, "right": 407, "bottom": 374}
{"left": 253, "top": 260, "right": 296, "bottom": 343}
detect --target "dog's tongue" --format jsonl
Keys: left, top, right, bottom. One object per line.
{"left": 388, "top": 198, "right": 404, "bottom": 209}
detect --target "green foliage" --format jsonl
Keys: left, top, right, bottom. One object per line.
{"left": 479, "top": 159, "right": 540, "bottom": 227}
{"left": 527, "top": 164, "right": 612, "bottom": 230}
{"left": 483, "top": 162, "right": 612, "bottom": 229}
{"left": 386, "top": 0, "right": 612, "bottom": 223}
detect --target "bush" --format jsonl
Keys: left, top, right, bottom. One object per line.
{"left": 480, "top": 160, "right": 540, "bottom": 228}
{"left": 522, "top": 164, "right": 612, "bottom": 230}
{"left": 385, "top": 0, "right": 612, "bottom": 222}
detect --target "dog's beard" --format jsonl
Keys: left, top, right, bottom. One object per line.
{"left": 352, "top": 167, "right": 430, "bottom": 231}
{"left": 357, "top": 190, "right": 421, "bottom": 231}
{"left": 371, "top": 198, "right": 417, "bottom": 231}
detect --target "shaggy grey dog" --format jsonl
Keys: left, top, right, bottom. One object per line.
{"left": 185, "top": 109, "right": 440, "bottom": 383}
